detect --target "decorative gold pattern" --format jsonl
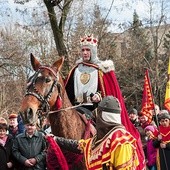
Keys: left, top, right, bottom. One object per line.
{"left": 80, "top": 73, "right": 90, "bottom": 84}
{"left": 98, "top": 70, "right": 106, "bottom": 96}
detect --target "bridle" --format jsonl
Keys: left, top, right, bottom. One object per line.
{"left": 24, "top": 65, "right": 90, "bottom": 129}
{"left": 25, "top": 66, "right": 61, "bottom": 121}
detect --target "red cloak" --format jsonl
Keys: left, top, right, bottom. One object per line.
{"left": 65, "top": 62, "right": 145, "bottom": 170}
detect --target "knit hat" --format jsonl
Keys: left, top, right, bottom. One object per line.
{"left": 129, "top": 108, "right": 138, "bottom": 115}
{"left": 158, "top": 112, "right": 170, "bottom": 121}
{"left": 144, "top": 125, "right": 156, "bottom": 133}
{"left": 9, "top": 113, "right": 18, "bottom": 119}
{"left": 159, "top": 110, "right": 169, "bottom": 115}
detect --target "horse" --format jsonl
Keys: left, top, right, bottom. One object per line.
{"left": 19, "top": 53, "right": 95, "bottom": 170}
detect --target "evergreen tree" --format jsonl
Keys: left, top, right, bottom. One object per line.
{"left": 120, "top": 10, "right": 151, "bottom": 109}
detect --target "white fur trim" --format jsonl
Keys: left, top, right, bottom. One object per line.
{"left": 76, "top": 59, "right": 115, "bottom": 73}
{"left": 102, "top": 111, "right": 121, "bottom": 124}
{"left": 97, "top": 60, "right": 115, "bottom": 73}
{"left": 76, "top": 58, "right": 83, "bottom": 64}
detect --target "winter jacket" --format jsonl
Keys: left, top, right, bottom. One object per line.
{"left": 0, "top": 134, "right": 14, "bottom": 170}
{"left": 146, "top": 139, "right": 157, "bottom": 167}
{"left": 12, "top": 131, "right": 46, "bottom": 170}
{"left": 8, "top": 115, "right": 25, "bottom": 138}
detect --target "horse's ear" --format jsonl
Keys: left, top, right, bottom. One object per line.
{"left": 52, "top": 56, "right": 65, "bottom": 72}
{"left": 30, "top": 53, "right": 41, "bottom": 71}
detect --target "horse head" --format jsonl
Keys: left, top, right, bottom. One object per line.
{"left": 19, "top": 53, "right": 64, "bottom": 125}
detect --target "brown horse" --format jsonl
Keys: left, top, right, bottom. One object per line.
{"left": 19, "top": 54, "right": 94, "bottom": 169}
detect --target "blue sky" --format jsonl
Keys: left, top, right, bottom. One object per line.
{"left": 96, "top": 0, "right": 170, "bottom": 32}
{"left": 0, "top": 0, "right": 170, "bottom": 32}
{"left": 0, "top": 0, "right": 40, "bottom": 25}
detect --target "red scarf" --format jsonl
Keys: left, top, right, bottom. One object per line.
{"left": 159, "top": 125, "right": 170, "bottom": 143}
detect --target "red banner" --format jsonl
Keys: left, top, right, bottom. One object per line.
{"left": 141, "top": 70, "right": 154, "bottom": 124}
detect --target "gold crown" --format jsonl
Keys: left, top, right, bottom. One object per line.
{"left": 80, "top": 34, "right": 98, "bottom": 47}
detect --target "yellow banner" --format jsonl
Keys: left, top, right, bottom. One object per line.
{"left": 164, "top": 80, "right": 170, "bottom": 111}
{"left": 165, "top": 57, "right": 170, "bottom": 111}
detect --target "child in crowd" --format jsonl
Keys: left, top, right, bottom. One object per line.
{"left": 144, "top": 125, "right": 157, "bottom": 170}
{"left": 153, "top": 112, "right": 170, "bottom": 170}
{"left": 128, "top": 108, "right": 140, "bottom": 127}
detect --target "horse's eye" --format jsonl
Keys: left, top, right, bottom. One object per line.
{"left": 45, "top": 77, "right": 51, "bottom": 83}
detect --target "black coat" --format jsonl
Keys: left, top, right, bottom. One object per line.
{"left": 153, "top": 139, "right": 170, "bottom": 169}
{"left": 12, "top": 131, "right": 46, "bottom": 170}
{"left": 0, "top": 134, "right": 14, "bottom": 170}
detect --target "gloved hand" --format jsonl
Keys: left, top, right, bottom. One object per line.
{"left": 90, "top": 92, "right": 101, "bottom": 103}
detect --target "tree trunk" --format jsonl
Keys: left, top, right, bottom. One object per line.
{"left": 43, "top": 0, "right": 70, "bottom": 76}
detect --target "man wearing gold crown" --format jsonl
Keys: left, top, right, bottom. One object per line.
{"left": 65, "top": 34, "right": 146, "bottom": 170}
{"left": 65, "top": 35, "right": 114, "bottom": 110}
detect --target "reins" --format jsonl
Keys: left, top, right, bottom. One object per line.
{"left": 25, "top": 65, "right": 93, "bottom": 130}
{"left": 47, "top": 103, "right": 91, "bottom": 115}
